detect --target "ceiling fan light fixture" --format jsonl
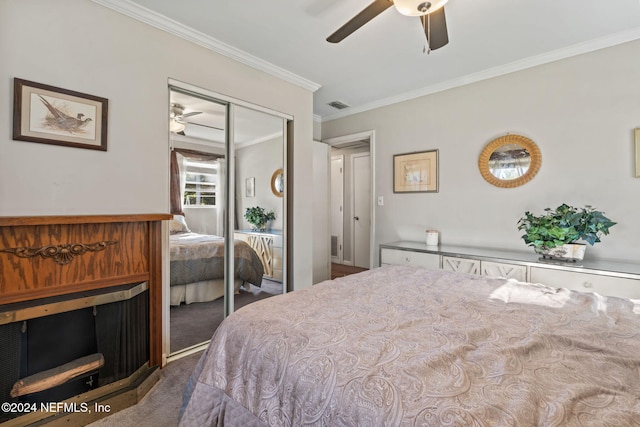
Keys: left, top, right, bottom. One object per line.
{"left": 170, "top": 119, "right": 186, "bottom": 133}
{"left": 393, "top": 0, "right": 448, "bottom": 16}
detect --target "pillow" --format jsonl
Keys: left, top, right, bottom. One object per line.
{"left": 169, "top": 215, "right": 191, "bottom": 234}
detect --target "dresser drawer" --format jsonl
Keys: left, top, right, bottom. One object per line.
{"left": 530, "top": 267, "right": 640, "bottom": 299}
{"left": 442, "top": 256, "right": 480, "bottom": 275}
{"left": 380, "top": 248, "right": 440, "bottom": 269}
{"left": 481, "top": 261, "right": 527, "bottom": 282}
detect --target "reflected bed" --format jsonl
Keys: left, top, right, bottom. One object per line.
{"left": 169, "top": 216, "right": 264, "bottom": 306}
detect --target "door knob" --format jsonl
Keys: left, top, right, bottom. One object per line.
{"left": 354, "top": 216, "right": 359, "bottom": 220}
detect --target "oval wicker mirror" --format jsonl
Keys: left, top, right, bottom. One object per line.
{"left": 271, "top": 168, "right": 284, "bottom": 197}
{"left": 478, "top": 134, "right": 541, "bottom": 188}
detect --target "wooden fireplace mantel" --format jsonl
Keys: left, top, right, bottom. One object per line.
{"left": 0, "top": 214, "right": 171, "bottom": 366}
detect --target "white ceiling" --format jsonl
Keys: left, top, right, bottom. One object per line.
{"left": 170, "top": 90, "right": 284, "bottom": 144}
{"left": 99, "top": 0, "right": 640, "bottom": 121}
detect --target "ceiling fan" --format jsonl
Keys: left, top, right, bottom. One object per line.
{"left": 327, "top": 0, "right": 449, "bottom": 51}
{"left": 170, "top": 103, "right": 203, "bottom": 133}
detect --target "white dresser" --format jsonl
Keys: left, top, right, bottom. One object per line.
{"left": 380, "top": 241, "right": 640, "bottom": 300}
{"left": 235, "top": 230, "right": 283, "bottom": 282}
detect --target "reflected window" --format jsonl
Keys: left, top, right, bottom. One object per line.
{"left": 184, "top": 159, "right": 217, "bottom": 206}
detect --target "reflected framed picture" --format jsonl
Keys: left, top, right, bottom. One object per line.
{"left": 393, "top": 149, "right": 439, "bottom": 193}
{"left": 246, "top": 177, "right": 255, "bottom": 197}
{"left": 13, "top": 78, "right": 108, "bottom": 151}
{"left": 635, "top": 128, "right": 640, "bottom": 178}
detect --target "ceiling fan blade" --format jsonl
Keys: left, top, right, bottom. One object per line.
{"left": 421, "top": 7, "right": 448, "bottom": 50}
{"left": 180, "top": 111, "right": 202, "bottom": 119}
{"left": 185, "top": 121, "right": 224, "bottom": 131}
{"left": 326, "top": 0, "right": 393, "bottom": 43}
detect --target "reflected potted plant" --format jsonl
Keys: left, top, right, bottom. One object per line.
{"left": 244, "top": 206, "right": 275, "bottom": 231}
{"left": 517, "top": 204, "right": 616, "bottom": 261}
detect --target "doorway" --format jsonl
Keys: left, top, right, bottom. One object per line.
{"left": 166, "top": 81, "right": 290, "bottom": 359}
{"left": 352, "top": 152, "right": 371, "bottom": 268}
{"left": 330, "top": 155, "right": 344, "bottom": 264}
{"left": 324, "top": 131, "right": 375, "bottom": 270}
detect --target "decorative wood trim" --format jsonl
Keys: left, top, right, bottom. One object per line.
{"left": 1, "top": 241, "right": 117, "bottom": 265}
{"left": 0, "top": 214, "right": 170, "bottom": 227}
{"left": 147, "top": 220, "right": 163, "bottom": 367}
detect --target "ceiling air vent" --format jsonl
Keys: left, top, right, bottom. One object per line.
{"left": 328, "top": 100, "right": 350, "bottom": 110}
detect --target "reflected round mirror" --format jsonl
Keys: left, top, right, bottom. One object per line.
{"left": 271, "top": 168, "right": 284, "bottom": 197}
{"left": 478, "top": 135, "right": 541, "bottom": 188}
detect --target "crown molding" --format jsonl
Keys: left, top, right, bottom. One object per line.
{"left": 320, "top": 27, "right": 640, "bottom": 122}
{"left": 91, "top": 0, "right": 321, "bottom": 93}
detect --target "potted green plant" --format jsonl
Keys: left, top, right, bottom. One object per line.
{"left": 517, "top": 203, "right": 616, "bottom": 261}
{"left": 244, "top": 206, "right": 275, "bottom": 231}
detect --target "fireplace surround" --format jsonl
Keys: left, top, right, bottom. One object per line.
{"left": 0, "top": 214, "right": 170, "bottom": 425}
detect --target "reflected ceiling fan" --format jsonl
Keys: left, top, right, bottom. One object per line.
{"left": 327, "top": 0, "right": 449, "bottom": 52}
{"left": 170, "top": 103, "right": 202, "bottom": 133}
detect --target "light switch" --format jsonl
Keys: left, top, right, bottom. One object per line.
{"left": 377, "top": 196, "right": 384, "bottom": 206}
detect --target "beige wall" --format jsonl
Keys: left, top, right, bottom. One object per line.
{"left": 236, "top": 137, "right": 284, "bottom": 231}
{"left": 1, "top": 0, "right": 316, "bottom": 306}
{"left": 322, "top": 39, "right": 640, "bottom": 263}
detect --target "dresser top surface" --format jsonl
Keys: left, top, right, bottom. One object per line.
{"left": 380, "top": 241, "right": 640, "bottom": 277}
{"left": 235, "top": 229, "right": 282, "bottom": 236}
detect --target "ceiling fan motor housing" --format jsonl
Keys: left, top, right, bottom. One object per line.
{"left": 394, "top": 0, "right": 447, "bottom": 16}
{"left": 418, "top": 2, "right": 431, "bottom": 13}
{"left": 171, "top": 103, "right": 185, "bottom": 118}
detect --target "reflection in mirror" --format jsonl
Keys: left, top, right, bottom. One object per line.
{"left": 168, "top": 88, "right": 228, "bottom": 356}
{"left": 488, "top": 143, "right": 531, "bottom": 180}
{"left": 167, "top": 88, "right": 287, "bottom": 358}
{"left": 271, "top": 168, "right": 284, "bottom": 197}
{"left": 234, "top": 105, "right": 286, "bottom": 297}
{"left": 478, "top": 134, "right": 541, "bottom": 188}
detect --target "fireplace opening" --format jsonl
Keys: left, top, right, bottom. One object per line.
{"left": 0, "top": 282, "right": 149, "bottom": 423}
{"left": 22, "top": 307, "right": 100, "bottom": 404}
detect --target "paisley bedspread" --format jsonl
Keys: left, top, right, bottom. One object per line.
{"left": 180, "top": 265, "right": 640, "bottom": 426}
{"left": 170, "top": 232, "right": 264, "bottom": 287}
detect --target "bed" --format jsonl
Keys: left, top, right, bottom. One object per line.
{"left": 179, "top": 264, "right": 640, "bottom": 426}
{"left": 169, "top": 215, "right": 265, "bottom": 306}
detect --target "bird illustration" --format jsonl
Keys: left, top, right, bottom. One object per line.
{"left": 38, "top": 95, "right": 92, "bottom": 134}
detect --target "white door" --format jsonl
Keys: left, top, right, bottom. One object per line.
{"left": 352, "top": 153, "right": 370, "bottom": 268}
{"left": 330, "top": 156, "right": 344, "bottom": 264}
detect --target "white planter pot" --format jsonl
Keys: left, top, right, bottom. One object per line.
{"left": 537, "top": 243, "right": 586, "bottom": 262}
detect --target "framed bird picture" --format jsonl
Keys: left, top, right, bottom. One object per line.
{"left": 13, "top": 78, "right": 108, "bottom": 151}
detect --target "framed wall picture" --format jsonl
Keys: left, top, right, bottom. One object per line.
{"left": 13, "top": 78, "right": 108, "bottom": 151}
{"left": 393, "top": 149, "right": 439, "bottom": 193}
{"left": 246, "top": 177, "right": 255, "bottom": 197}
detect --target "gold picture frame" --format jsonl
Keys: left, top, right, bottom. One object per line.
{"left": 635, "top": 128, "right": 640, "bottom": 178}
{"left": 13, "top": 78, "right": 108, "bottom": 151}
{"left": 393, "top": 149, "right": 439, "bottom": 193}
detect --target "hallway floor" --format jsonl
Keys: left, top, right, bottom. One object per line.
{"left": 331, "top": 263, "right": 368, "bottom": 280}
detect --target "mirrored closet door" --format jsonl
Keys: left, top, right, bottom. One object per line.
{"left": 168, "top": 85, "right": 287, "bottom": 356}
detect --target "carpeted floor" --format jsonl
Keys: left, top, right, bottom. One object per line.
{"left": 88, "top": 350, "right": 202, "bottom": 427}
{"left": 170, "top": 280, "right": 282, "bottom": 353}
{"left": 89, "top": 280, "right": 282, "bottom": 426}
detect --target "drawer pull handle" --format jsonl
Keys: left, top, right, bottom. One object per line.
{"left": 583, "top": 282, "right": 593, "bottom": 288}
